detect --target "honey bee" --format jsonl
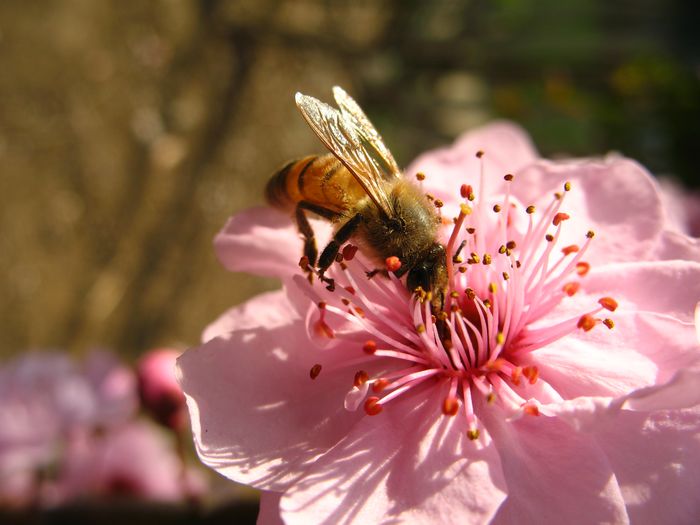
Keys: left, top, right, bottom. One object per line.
{"left": 266, "top": 86, "right": 447, "bottom": 309}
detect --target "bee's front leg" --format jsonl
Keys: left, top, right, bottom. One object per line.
{"left": 318, "top": 213, "right": 363, "bottom": 280}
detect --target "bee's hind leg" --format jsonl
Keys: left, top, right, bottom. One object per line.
{"left": 295, "top": 201, "right": 341, "bottom": 284}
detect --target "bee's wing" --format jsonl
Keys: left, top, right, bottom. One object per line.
{"left": 332, "top": 86, "right": 401, "bottom": 180}
{"left": 295, "top": 91, "right": 398, "bottom": 217}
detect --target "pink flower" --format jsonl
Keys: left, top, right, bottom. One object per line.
{"left": 137, "top": 348, "right": 187, "bottom": 430}
{"left": 178, "top": 122, "right": 700, "bottom": 524}
{"left": 0, "top": 351, "right": 136, "bottom": 507}
{"left": 48, "top": 420, "right": 206, "bottom": 504}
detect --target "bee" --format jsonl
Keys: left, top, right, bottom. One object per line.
{"left": 266, "top": 86, "right": 447, "bottom": 310}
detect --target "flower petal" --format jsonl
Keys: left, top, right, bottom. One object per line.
{"left": 480, "top": 404, "right": 629, "bottom": 524}
{"left": 512, "top": 157, "right": 664, "bottom": 264}
{"left": 280, "top": 388, "right": 507, "bottom": 525}
{"left": 591, "top": 407, "right": 700, "bottom": 524}
{"left": 202, "top": 289, "right": 296, "bottom": 342}
{"left": 178, "top": 299, "right": 363, "bottom": 492}
{"left": 531, "top": 261, "right": 700, "bottom": 398}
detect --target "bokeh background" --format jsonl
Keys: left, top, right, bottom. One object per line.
{"left": 1, "top": 1, "right": 699, "bottom": 521}
{"left": 2, "top": 0, "right": 699, "bottom": 359}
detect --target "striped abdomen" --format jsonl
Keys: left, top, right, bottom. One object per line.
{"left": 265, "top": 154, "right": 366, "bottom": 217}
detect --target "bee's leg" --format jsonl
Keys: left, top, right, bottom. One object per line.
{"left": 294, "top": 205, "right": 319, "bottom": 272}
{"left": 318, "top": 213, "right": 363, "bottom": 278}
{"left": 367, "top": 262, "right": 409, "bottom": 280}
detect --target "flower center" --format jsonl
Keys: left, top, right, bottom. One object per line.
{"left": 299, "top": 151, "right": 617, "bottom": 441}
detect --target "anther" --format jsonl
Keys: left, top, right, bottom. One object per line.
{"left": 576, "top": 262, "right": 590, "bottom": 276}
{"left": 466, "top": 227, "right": 476, "bottom": 234}
{"left": 526, "top": 205, "right": 536, "bottom": 214}
{"left": 354, "top": 370, "right": 369, "bottom": 387}
{"left": 476, "top": 150, "right": 484, "bottom": 158}
{"left": 598, "top": 297, "right": 618, "bottom": 312}
{"left": 564, "top": 181, "right": 571, "bottom": 191}
{"left": 553, "top": 213, "right": 570, "bottom": 226}
{"left": 309, "top": 364, "right": 322, "bottom": 379}
{"left": 465, "top": 288, "right": 476, "bottom": 300}
{"left": 561, "top": 244, "right": 579, "bottom": 255}
{"left": 372, "top": 378, "right": 390, "bottom": 393}
{"left": 385, "top": 256, "right": 402, "bottom": 272}
{"left": 460, "top": 203, "right": 472, "bottom": 215}
{"left": 442, "top": 397, "right": 459, "bottom": 416}
{"left": 502, "top": 272, "right": 510, "bottom": 280}
{"left": 467, "top": 428, "right": 480, "bottom": 441}
{"left": 364, "top": 397, "right": 383, "bottom": 416}
{"left": 603, "top": 318, "right": 615, "bottom": 329}
{"left": 506, "top": 240, "right": 517, "bottom": 250}
{"left": 416, "top": 172, "right": 426, "bottom": 181}
{"left": 586, "top": 230, "right": 595, "bottom": 239}
{"left": 489, "top": 282, "right": 498, "bottom": 294}
{"left": 545, "top": 234, "right": 554, "bottom": 242}
{"left": 562, "top": 282, "right": 580, "bottom": 296}
{"left": 450, "top": 291, "right": 460, "bottom": 299}
{"left": 483, "top": 254, "right": 492, "bottom": 265}
{"left": 523, "top": 404, "right": 540, "bottom": 417}
{"left": 434, "top": 199, "right": 444, "bottom": 209}
{"left": 342, "top": 244, "right": 358, "bottom": 261}
{"left": 523, "top": 366, "right": 539, "bottom": 384}
{"left": 504, "top": 173, "right": 514, "bottom": 181}
{"left": 416, "top": 324, "right": 426, "bottom": 334}
{"left": 493, "top": 204, "right": 502, "bottom": 213}
{"left": 577, "top": 314, "right": 596, "bottom": 332}
{"left": 363, "top": 340, "right": 377, "bottom": 354}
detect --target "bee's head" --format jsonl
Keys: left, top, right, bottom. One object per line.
{"left": 407, "top": 243, "right": 448, "bottom": 311}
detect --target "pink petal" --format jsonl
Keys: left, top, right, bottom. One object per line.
{"left": 480, "top": 404, "right": 629, "bottom": 524}
{"left": 591, "top": 407, "right": 700, "bottom": 524}
{"left": 214, "top": 207, "right": 302, "bottom": 277}
{"left": 280, "top": 388, "right": 507, "bottom": 525}
{"left": 512, "top": 157, "right": 665, "bottom": 264}
{"left": 405, "top": 121, "right": 538, "bottom": 203}
{"left": 203, "top": 289, "right": 296, "bottom": 342}
{"left": 178, "top": 298, "right": 364, "bottom": 492}
{"left": 532, "top": 261, "right": 700, "bottom": 398}
{"left": 652, "top": 229, "right": 700, "bottom": 261}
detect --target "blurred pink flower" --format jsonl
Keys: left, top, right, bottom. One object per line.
{"left": 178, "top": 123, "right": 700, "bottom": 524}
{"left": 48, "top": 420, "right": 206, "bottom": 504}
{"left": 0, "top": 351, "right": 137, "bottom": 508}
{"left": 137, "top": 348, "right": 187, "bottom": 430}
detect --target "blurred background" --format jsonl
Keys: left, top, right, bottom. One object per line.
{"left": 1, "top": 0, "right": 699, "bottom": 521}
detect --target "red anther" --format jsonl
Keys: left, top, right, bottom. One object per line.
{"left": 552, "top": 212, "right": 570, "bottom": 226}
{"left": 599, "top": 297, "right": 618, "bottom": 312}
{"left": 522, "top": 366, "right": 539, "bottom": 385}
{"left": 523, "top": 404, "right": 540, "bottom": 417}
{"left": 577, "top": 314, "right": 596, "bottom": 332}
{"left": 364, "top": 397, "right": 383, "bottom": 416}
{"left": 309, "top": 364, "right": 322, "bottom": 379}
{"left": 344, "top": 286, "right": 356, "bottom": 295}
{"left": 562, "top": 282, "right": 580, "bottom": 296}
{"left": 299, "top": 255, "right": 310, "bottom": 270}
{"left": 385, "top": 256, "right": 402, "bottom": 272}
{"left": 351, "top": 306, "right": 366, "bottom": 318}
{"left": 467, "top": 428, "right": 480, "bottom": 441}
{"left": 313, "top": 320, "right": 334, "bottom": 339}
{"left": 342, "top": 244, "right": 358, "bottom": 261}
{"left": 561, "top": 244, "right": 580, "bottom": 255}
{"left": 476, "top": 150, "right": 484, "bottom": 158}
{"left": 511, "top": 366, "right": 522, "bottom": 386}
{"left": 372, "top": 378, "right": 390, "bottom": 393}
{"left": 486, "top": 358, "right": 509, "bottom": 372}
{"left": 460, "top": 184, "right": 473, "bottom": 199}
{"left": 442, "top": 396, "right": 459, "bottom": 416}
{"left": 576, "top": 262, "right": 590, "bottom": 276}
{"left": 353, "top": 370, "right": 369, "bottom": 387}
{"left": 415, "top": 172, "right": 426, "bottom": 181}
{"left": 362, "top": 340, "right": 377, "bottom": 354}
